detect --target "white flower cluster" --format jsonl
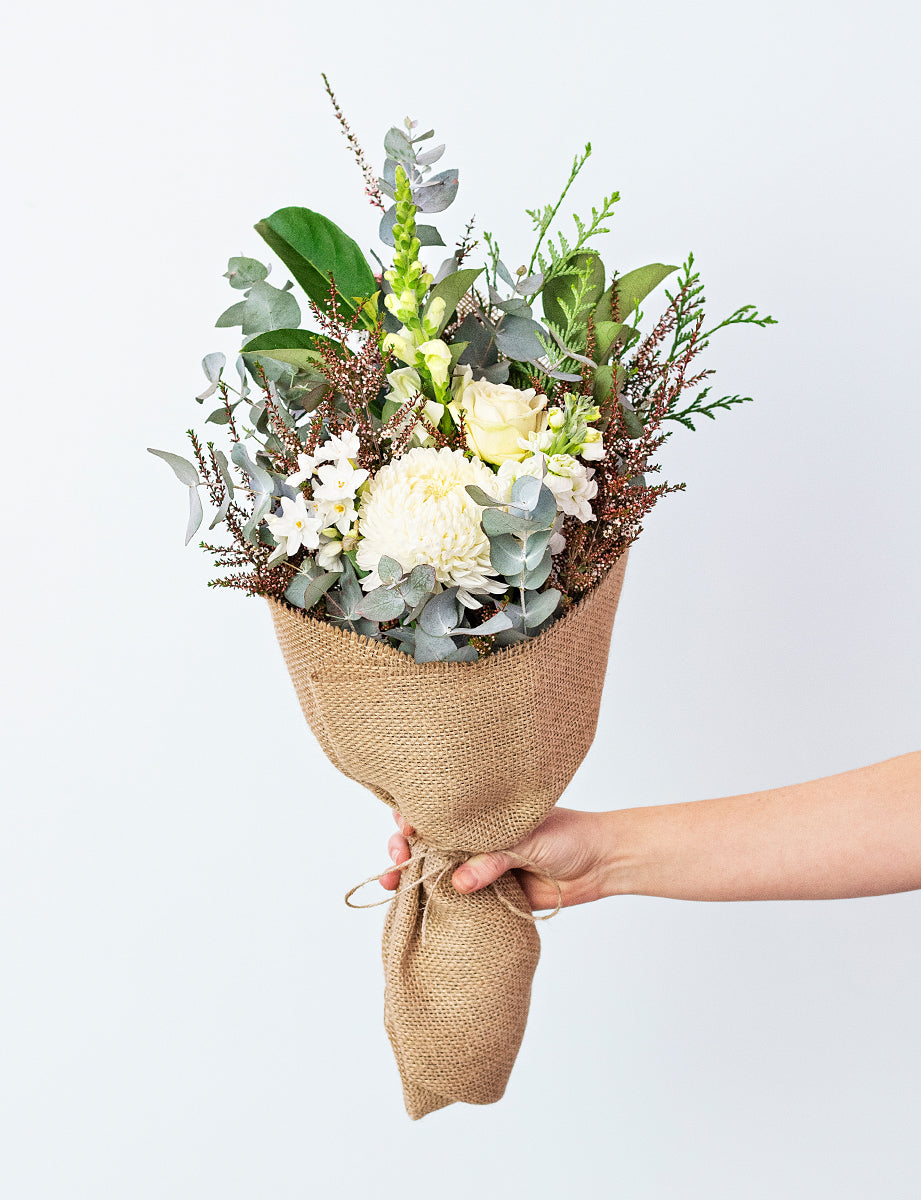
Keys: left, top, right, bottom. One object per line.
{"left": 265, "top": 426, "right": 367, "bottom": 571}
{"left": 498, "top": 437, "right": 598, "bottom": 524}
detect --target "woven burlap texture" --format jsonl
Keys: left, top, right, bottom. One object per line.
{"left": 268, "top": 553, "right": 628, "bottom": 1119}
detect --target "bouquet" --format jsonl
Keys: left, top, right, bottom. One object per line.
{"left": 151, "top": 79, "right": 774, "bottom": 1119}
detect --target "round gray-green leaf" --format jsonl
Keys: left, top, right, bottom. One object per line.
{"left": 357, "top": 587, "right": 405, "bottom": 623}
{"left": 418, "top": 588, "right": 460, "bottom": 637}
{"left": 225, "top": 257, "right": 268, "bottom": 290}
{"left": 285, "top": 570, "right": 339, "bottom": 610}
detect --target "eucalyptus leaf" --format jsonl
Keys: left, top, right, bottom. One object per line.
{"left": 416, "top": 224, "right": 446, "bottom": 247}
{"left": 415, "top": 143, "right": 445, "bottom": 167}
{"left": 515, "top": 273, "right": 543, "bottom": 295}
{"left": 527, "top": 483, "right": 558, "bottom": 530}
{"left": 213, "top": 449, "right": 234, "bottom": 498}
{"left": 495, "top": 259, "right": 515, "bottom": 289}
{"left": 412, "top": 169, "right": 459, "bottom": 213}
{"left": 185, "top": 486, "right": 203, "bottom": 545}
{"left": 225, "top": 257, "right": 268, "bottom": 289}
{"left": 208, "top": 491, "right": 231, "bottom": 531}
{"left": 480, "top": 361, "right": 510, "bottom": 384}
{"left": 231, "top": 443, "right": 274, "bottom": 495}
{"left": 285, "top": 570, "right": 339, "bottom": 610}
{"left": 482, "top": 507, "right": 536, "bottom": 537}
{"left": 488, "top": 532, "right": 526, "bottom": 577}
{"left": 242, "top": 492, "right": 272, "bottom": 544}
{"left": 400, "top": 563, "right": 436, "bottom": 606}
{"left": 377, "top": 555, "right": 403, "bottom": 586}
{"left": 206, "top": 405, "right": 230, "bottom": 425}
{"left": 379, "top": 205, "right": 397, "bottom": 248}
{"left": 464, "top": 484, "right": 503, "bottom": 508}
{"left": 384, "top": 127, "right": 413, "bottom": 162}
{"left": 215, "top": 300, "right": 247, "bottom": 329}
{"left": 196, "top": 352, "right": 226, "bottom": 400}
{"left": 459, "top": 610, "right": 514, "bottom": 637}
{"left": 418, "top": 588, "right": 460, "bottom": 637}
{"left": 494, "top": 315, "right": 547, "bottom": 361}
{"left": 521, "top": 587, "right": 561, "bottom": 630}
{"left": 147, "top": 448, "right": 200, "bottom": 487}
{"left": 239, "top": 281, "right": 301, "bottom": 336}
{"left": 510, "top": 474, "right": 542, "bottom": 511}
{"left": 414, "top": 629, "right": 458, "bottom": 664}
{"left": 357, "top": 586, "right": 406, "bottom": 623}
{"left": 445, "top": 645, "right": 479, "bottom": 663}
{"left": 521, "top": 551, "right": 553, "bottom": 590}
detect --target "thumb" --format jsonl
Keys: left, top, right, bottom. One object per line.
{"left": 452, "top": 851, "right": 514, "bottom": 894}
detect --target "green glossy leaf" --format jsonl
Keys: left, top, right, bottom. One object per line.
{"left": 147, "top": 448, "right": 200, "bottom": 487}
{"left": 593, "top": 320, "right": 638, "bottom": 363}
{"left": 255, "top": 207, "right": 376, "bottom": 319}
{"left": 285, "top": 570, "right": 339, "bottom": 609}
{"left": 425, "top": 267, "right": 482, "bottom": 333}
{"left": 593, "top": 363, "right": 615, "bottom": 406}
{"left": 597, "top": 263, "right": 678, "bottom": 323}
{"left": 241, "top": 327, "right": 328, "bottom": 372}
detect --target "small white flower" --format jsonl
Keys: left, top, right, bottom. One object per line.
{"left": 318, "top": 496, "right": 358, "bottom": 536}
{"left": 286, "top": 451, "right": 324, "bottom": 488}
{"left": 325, "top": 425, "right": 361, "bottom": 463}
{"left": 265, "top": 493, "right": 323, "bottom": 556}
{"left": 312, "top": 460, "right": 369, "bottom": 503}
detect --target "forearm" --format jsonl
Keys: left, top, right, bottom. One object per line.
{"left": 602, "top": 751, "right": 921, "bottom": 902}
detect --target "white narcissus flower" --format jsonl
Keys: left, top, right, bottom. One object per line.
{"left": 325, "top": 425, "right": 362, "bottom": 463}
{"left": 312, "top": 460, "right": 369, "bottom": 504}
{"left": 355, "top": 446, "right": 505, "bottom": 606}
{"left": 318, "top": 496, "right": 358, "bottom": 536}
{"left": 417, "top": 338, "right": 452, "bottom": 389}
{"left": 265, "top": 493, "right": 323, "bottom": 556}
{"left": 286, "top": 450, "right": 327, "bottom": 488}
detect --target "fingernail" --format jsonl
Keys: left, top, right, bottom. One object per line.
{"left": 390, "top": 846, "right": 400, "bottom": 864}
{"left": 454, "top": 867, "right": 474, "bottom": 892}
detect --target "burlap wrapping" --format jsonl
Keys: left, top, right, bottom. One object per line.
{"left": 268, "top": 553, "right": 628, "bottom": 1119}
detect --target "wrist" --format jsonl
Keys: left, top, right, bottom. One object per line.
{"left": 595, "top": 806, "right": 646, "bottom": 899}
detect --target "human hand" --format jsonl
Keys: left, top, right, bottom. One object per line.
{"left": 380, "top": 806, "right": 616, "bottom": 910}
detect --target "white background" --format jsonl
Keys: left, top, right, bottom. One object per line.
{"left": 2, "top": 1, "right": 920, "bottom": 1196}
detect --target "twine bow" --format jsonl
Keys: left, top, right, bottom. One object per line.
{"left": 344, "top": 839, "right": 563, "bottom": 946}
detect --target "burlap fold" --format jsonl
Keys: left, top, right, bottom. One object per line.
{"left": 268, "top": 553, "right": 628, "bottom": 1118}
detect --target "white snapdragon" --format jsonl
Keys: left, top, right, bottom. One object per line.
{"left": 384, "top": 366, "right": 445, "bottom": 445}
{"left": 498, "top": 451, "right": 598, "bottom": 523}
{"left": 417, "top": 338, "right": 452, "bottom": 390}
{"left": 579, "top": 428, "right": 605, "bottom": 461}
{"left": 265, "top": 493, "right": 323, "bottom": 556}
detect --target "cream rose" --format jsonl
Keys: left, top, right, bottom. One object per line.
{"left": 453, "top": 367, "right": 548, "bottom": 466}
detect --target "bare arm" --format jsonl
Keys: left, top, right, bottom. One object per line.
{"left": 381, "top": 751, "right": 921, "bottom": 908}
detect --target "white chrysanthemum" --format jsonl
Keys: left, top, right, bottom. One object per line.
{"left": 356, "top": 446, "right": 505, "bottom": 606}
